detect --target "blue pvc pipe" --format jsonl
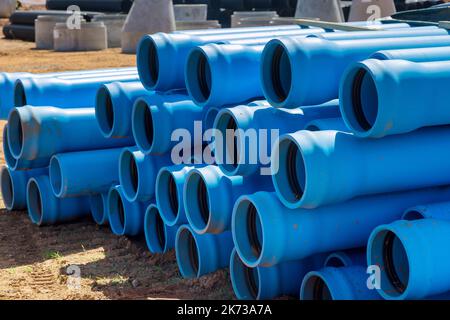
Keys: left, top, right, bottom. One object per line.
{"left": 137, "top": 28, "right": 330, "bottom": 91}
{"left": 340, "top": 59, "right": 450, "bottom": 138}
{"left": 324, "top": 249, "right": 366, "bottom": 268}
{"left": 156, "top": 165, "right": 201, "bottom": 227}
{"left": 185, "top": 44, "right": 264, "bottom": 107}
{"left": 230, "top": 248, "right": 328, "bottom": 300}
{"left": 304, "top": 117, "right": 348, "bottom": 132}
{"left": 367, "top": 219, "right": 450, "bottom": 300}
{"left": 118, "top": 148, "right": 173, "bottom": 202}
{"left": 309, "top": 26, "right": 447, "bottom": 41}
{"left": 402, "top": 201, "right": 450, "bottom": 221}
{"left": 131, "top": 92, "right": 205, "bottom": 155}
{"left": 89, "top": 193, "right": 109, "bottom": 225}
{"left": 27, "top": 175, "right": 90, "bottom": 226}
{"left": 371, "top": 46, "right": 450, "bottom": 62}
{"left": 272, "top": 127, "right": 450, "bottom": 209}
{"left": 300, "top": 266, "right": 381, "bottom": 300}
{"left": 7, "top": 106, "right": 134, "bottom": 166}
{"left": 144, "top": 204, "right": 178, "bottom": 254}
{"left": 184, "top": 165, "right": 273, "bottom": 235}
{"left": 1, "top": 166, "right": 47, "bottom": 211}
{"left": 232, "top": 189, "right": 450, "bottom": 267}
{"left": 14, "top": 73, "right": 140, "bottom": 108}
{"left": 260, "top": 36, "right": 450, "bottom": 108}
{"left": 107, "top": 185, "right": 150, "bottom": 236}
{"left": 175, "top": 224, "right": 233, "bottom": 278}
{"left": 0, "top": 67, "right": 137, "bottom": 118}
{"left": 95, "top": 81, "right": 152, "bottom": 139}
{"left": 49, "top": 148, "right": 123, "bottom": 198}
{"left": 213, "top": 100, "right": 340, "bottom": 176}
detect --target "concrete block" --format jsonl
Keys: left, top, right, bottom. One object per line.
{"left": 174, "top": 4, "right": 207, "bottom": 21}
{"left": 231, "top": 11, "right": 278, "bottom": 27}
{"left": 175, "top": 20, "right": 221, "bottom": 30}
{"left": 93, "top": 14, "right": 127, "bottom": 48}
{"left": 36, "top": 15, "right": 83, "bottom": 50}
{"left": 53, "top": 21, "right": 107, "bottom": 52}
{"left": 121, "top": 0, "right": 175, "bottom": 54}
{"left": 0, "top": 0, "right": 16, "bottom": 18}
{"left": 295, "top": 0, "right": 344, "bottom": 22}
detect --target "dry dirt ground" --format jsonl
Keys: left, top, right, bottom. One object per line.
{"left": 0, "top": 31, "right": 234, "bottom": 300}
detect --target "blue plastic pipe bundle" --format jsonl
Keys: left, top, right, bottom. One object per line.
{"left": 0, "top": 67, "right": 137, "bottom": 118}
{"left": 5, "top": 23, "right": 450, "bottom": 300}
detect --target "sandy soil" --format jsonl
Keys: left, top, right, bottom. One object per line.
{"left": 0, "top": 34, "right": 234, "bottom": 300}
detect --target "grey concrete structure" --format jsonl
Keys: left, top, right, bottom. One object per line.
{"left": 53, "top": 21, "right": 107, "bottom": 52}
{"left": 295, "top": 0, "right": 345, "bottom": 22}
{"left": 93, "top": 14, "right": 127, "bottom": 48}
{"left": 174, "top": 4, "right": 207, "bottom": 21}
{"left": 348, "top": 0, "right": 396, "bottom": 22}
{"left": 0, "top": 0, "right": 16, "bottom": 18}
{"left": 121, "top": 0, "right": 175, "bottom": 54}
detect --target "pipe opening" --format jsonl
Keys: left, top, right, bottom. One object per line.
{"left": 273, "top": 138, "right": 307, "bottom": 206}
{"left": 186, "top": 50, "right": 212, "bottom": 104}
{"left": 247, "top": 203, "right": 262, "bottom": 258}
{"left": 269, "top": 44, "right": 291, "bottom": 103}
{"left": 214, "top": 111, "right": 240, "bottom": 174}
{"left": 197, "top": 177, "right": 210, "bottom": 226}
{"left": 382, "top": 231, "right": 409, "bottom": 295}
{"left": 144, "top": 105, "right": 154, "bottom": 149}
{"left": 8, "top": 109, "right": 24, "bottom": 158}
{"left": 132, "top": 100, "right": 155, "bottom": 153}
{"left": 155, "top": 210, "right": 166, "bottom": 250}
{"left": 27, "top": 179, "right": 43, "bottom": 225}
{"left": 108, "top": 188, "right": 127, "bottom": 235}
{"left": 95, "top": 86, "right": 114, "bottom": 136}
{"left": 244, "top": 265, "right": 259, "bottom": 299}
{"left": 305, "top": 124, "right": 320, "bottom": 132}
{"left": 402, "top": 210, "right": 425, "bottom": 221}
{"left": 14, "top": 81, "right": 27, "bottom": 107}
{"left": 351, "top": 69, "right": 378, "bottom": 132}
{"left": 129, "top": 155, "right": 138, "bottom": 194}
{"left": 1, "top": 168, "right": 13, "bottom": 210}
{"left": 197, "top": 53, "right": 212, "bottom": 102}
{"left": 89, "top": 194, "right": 106, "bottom": 225}
{"left": 325, "top": 257, "right": 346, "bottom": 268}
{"left": 287, "top": 142, "right": 304, "bottom": 200}
{"left": 3, "top": 126, "right": 17, "bottom": 169}
{"left": 304, "top": 276, "right": 333, "bottom": 300}
{"left": 188, "top": 232, "right": 199, "bottom": 275}
{"left": 148, "top": 40, "right": 159, "bottom": 87}
{"left": 49, "top": 157, "right": 63, "bottom": 197}
{"left": 167, "top": 174, "right": 179, "bottom": 218}
{"left": 117, "top": 195, "right": 125, "bottom": 229}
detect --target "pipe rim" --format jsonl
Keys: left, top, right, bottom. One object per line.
{"left": 7, "top": 108, "right": 25, "bottom": 159}
{"left": 184, "top": 170, "right": 212, "bottom": 234}
{"left": 119, "top": 149, "right": 140, "bottom": 202}
{"left": 49, "top": 156, "right": 64, "bottom": 197}
{"left": 175, "top": 225, "right": 201, "bottom": 278}
{"left": 230, "top": 249, "right": 261, "bottom": 300}
{"left": 132, "top": 99, "right": 154, "bottom": 154}
{"left": 1, "top": 167, "right": 14, "bottom": 211}
{"left": 185, "top": 47, "right": 212, "bottom": 106}
{"left": 95, "top": 84, "right": 115, "bottom": 138}
{"left": 27, "top": 177, "right": 44, "bottom": 225}
{"left": 3, "top": 125, "right": 18, "bottom": 170}
{"left": 300, "top": 271, "right": 334, "bottom": 300}
{"left": 107, "top": 186, "right": 127, "bottom": 236}
{"left": 271, "top": 135, "right": 306, "bottom": 208}
{"left": 367, "top": 225, "right": 411, "bottom": 300}
{"left": 232, "top": 197, "right": 265, "bottom": 267}
{"left": 13, "top": 80, "right": 27, "bottom": 107}
{"left": 214, "top": 109, "right": 242, "bottom": 176}
{"left": 89, "top": 193, "right": 108, "bottom": 225}
{"left": 340, "top": 62, "right": 380, "bottom": 137}
{"left": 156, "top": 168, "right": 181, "bottom": 226}
{"left": 144, "top": 204, "right": 168, "bottom": 254}
{"left": 260, "top": 40, "right": 292, "bottom": 106}
{"left": 137, "top": 35, "right": 160, "bottom": 90}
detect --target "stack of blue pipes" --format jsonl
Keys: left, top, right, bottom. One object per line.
{"left": 2, "top": 20, "right": 450, "bottom": 300}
